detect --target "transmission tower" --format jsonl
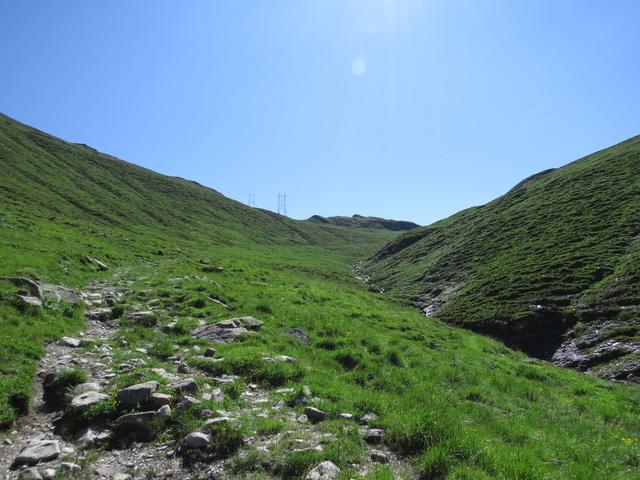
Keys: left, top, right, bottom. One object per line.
{"left": 248, "top": 194, "right": 255, "bottom": 207}
{"left": 277, "top": 193, "right": 288, "bottom": 216}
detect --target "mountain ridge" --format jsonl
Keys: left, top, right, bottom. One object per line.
{"left": 366, "top": 134, "right": 640, "bottom": 380}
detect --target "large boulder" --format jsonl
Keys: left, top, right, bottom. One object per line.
{"left": 192, "top": 316, "right": 263, "bottom": 344}
{"left": 12, "top": 440, "right": 60, "bottom": 467}
{"left": 40, "top": 282, "right": 80, "bottom": 305}
{"left": 4, "top": 277, "right": 43, "bottom": 297}
{"left": 116, "top": 381, "right": 158, "bottom": 406}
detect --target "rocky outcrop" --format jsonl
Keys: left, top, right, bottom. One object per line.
{"left": 192, "top": 316, "right": 263, "bottom": 344}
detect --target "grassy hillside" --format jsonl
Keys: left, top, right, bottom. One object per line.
{"left": 365, "top": 136, "right": 640, "bottom": 380}
{"left": 1, "top": 114, "right": 640, "bottom": 479}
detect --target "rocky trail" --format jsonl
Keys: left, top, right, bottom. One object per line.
{"left": 0, "top": 267, "right": 414, "bottom": 480}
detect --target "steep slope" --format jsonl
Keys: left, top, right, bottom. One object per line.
{"left": 0, "top": 112, "right": 397, "bottom": 281}
{"left": 366, "top": 136, "right": 640, "bottom": 380}
{"left": 308, "top": 214, "right": 419, "bottom": 231}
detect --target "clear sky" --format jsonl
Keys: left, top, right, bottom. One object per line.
{"left": 1, "top": 1, "right": 639, "bottom": 225}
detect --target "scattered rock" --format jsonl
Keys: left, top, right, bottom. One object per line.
{"left": 70, "top": 390, "right": 109, "bottom": 412}
{"left": 150, "top": 368, "right": 178, "bottom": 382}
{"left": 167, "top": 377, "right": 198, "bottom": 394}
{"left": 62, "top": 336, "right": 81, "bottom": 348}
{"left": 117, "top": 381, "right": 159, "bottom": 405}
{"left": 127, "top": 311, "right": 156, "bottom": 325}
{"left": 12, "top": 439, "right": 60, "bottom": 467}
{"left": 112, "top": 474, "right": 132, "bottom": 480}
{"left": 4, "top": 276, "right": 43, "bottom": 297}
{"left": 150, "top": 393, "right": 172, "bottom": 408}
{"left": 204, "top": 347, "right": 216, "bottom": 357}
{"left": 297, "top": 414, "right": 308, "bottom": 423}
{"left": 361, "top": 412, "right": 378, "bottom": 424}
{"left": 304, "top": 407, "right": 327, "bottom": 422}
{"left": 76, "top": 382, "right": 100, "bottom": 392}
{"left": 285, "top": 328, "right": 309, "bottom": 344}
{"left": 365, "top": 428, "right": 385, "bottom": 444}
{"left": 184, "top": 432, "right": 210, "bottom": 449}
{"left": 176, "top": 395, "right": 200, "bottom": 411}
{"left": 16, "top": 295, "right": 42, "bottom": 309}
{"left": 338, "top": 413, "right": 353, "bottom": 420}
{"left": 371, "top": 449, "right": 390, "bottom": 463}
{"left": 306, "top": 461, "right": 340, "bottom": 480}
{"left": 18, "top": 467, "right": 42, "bottom": 479}
{"left": 157, "top": 405, "right": 172, "bottom": 421}
{"left": 88, "top": 307, "right": 112, "bottom": 321}
{"left": 86, "top": 256, "right": 109, "bottom": 271}
{"left": 40, "top": 282, "right": 80, "bottom": 305}
{"left": 75, "top": 427, "right": 112, "bottom": 449}
{"left": 276, "top": 355, "right": 297, "bottom": 363}
{"left": 192, "top": 316, "right": 263, "bottom": 344}
{"left": 41, "top": 469, "right": 57, "bottom": 479}
{"left": 60, "top": 462, "right": 81, "bottom": 473}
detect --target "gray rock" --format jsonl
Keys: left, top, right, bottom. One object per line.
{"left": 157, "top": 405, "right": 172, "bottom": 421}
{"left": 303, "top": 407, "right": 327, "bottom": 422}
{"left": 60, "top": 462, "right": 81, "bottom": 472}
{"left": 338, "top": 413, "right": 353, "bottom": 420}
{"left": 276, "top": 355, "right": 297, "bottom": 363}
{"left": 117, "top": 381, "right": 158, "bottom": 405}
{"left": 176, "top": 395, "right": 200, "bottom": 411}
{"left": 18, "top": 467, "right": 42, "bottom": 479}
{"left": 76, "top": 382, "right": 101, "bottom": 393}
{"left": 371, "top": 449, "right": 390, "bottom": 463}
{"left": 4, "top": 276, "right": 43, "bottom": 297}
{"left": 306, "top": 461, "right": 340, "bottom": 480}
{"left": 112, "top": 474, "right": 132, "bottom": 480}
{"left": 184, "top": 432, "right": 210, "bottom": 448}
{"left": 167, "top": 377, "right": 198, "bottom": 394}
{"left": 75, "top": 427, "right": 112, "bottom": 449}
{"left": 192, "top": 316, "right": 263, "bottom": 344}
{"left": 40, "top": 282, "right": 80, "bottom": 305}
{"left": 365, "top": 428, "right": 385, "bottom": 444}
{"left": 12, "top": 440, "right": 60, "bottom": 467}
{"left": 42, "top": 469, "right": 57, "bottom": 480}
{"left": 17, "top": 295, "right": 42, "bottom": 308}
{"left": 62, "top": 336, "right": 81, "bottom": 348}
{"left": 127, "top": 311, "right": 155, "bottom": 323}
{"left": 203, "top": 417, "right": 231, "bottom": 427}
{"left": 285, "top": 328, "right": 309, "bottom": 344}
{"left": 150, "top": 392, "right": 172, "bottom": 408}
{"left": 88, "top": 307, "right": 112, "bottom": 321}
{"left": 71, "top": 391, "right": 109, "bottom": 412}
{"left": 86, "top": 256, "right": 109, "bottom": 271}
{"left": 150, "top": 368, "right": 178, "bottom": 381}
{"left": 297, "top": 414, "right": 308, "bottom": 423}
{"left": 361, "top": 412, "right": 378, "bottom": 424}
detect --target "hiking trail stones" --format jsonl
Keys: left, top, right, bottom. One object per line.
{"left": 70, "top": 391, "right": 108, "bottom": 412}
{"left": 116, "top": 381, "right": 159, "bottom": 406}
{"left": 191, "top": 316, "right": 263, "bottom": 344}
{"left": 306, "top": 461, "right": 340, "bottom": 480}
{"left": 11, "top": 440, "right": 60, "bottom": 467}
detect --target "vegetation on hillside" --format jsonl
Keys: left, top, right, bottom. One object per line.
{"left": 365, "top": 136, "right": 640, "bottom": 379}
{"left": 1, "top": 114, "right": 639, "bottom": 478}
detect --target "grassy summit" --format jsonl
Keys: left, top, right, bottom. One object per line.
{"left": 1, "top": 114, "right": 639, "bottom": 478}
{"left": 365, "top": 136, "right": 640, "bottom": 379}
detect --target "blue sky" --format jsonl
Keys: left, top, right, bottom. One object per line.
{"left": 1, "top": 1, "right": 639, "bottom": 225}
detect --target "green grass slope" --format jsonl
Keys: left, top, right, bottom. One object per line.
{"left": 1, "top": 114, "right": 640, "bottom": 478}
{"left": 365, "top": 136, "right": 640, "bottom": 380}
